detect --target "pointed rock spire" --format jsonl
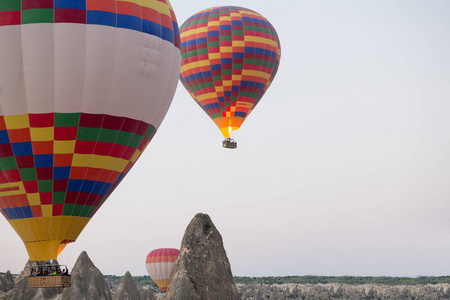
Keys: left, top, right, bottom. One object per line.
{"left": 166, "top": 213, "right": 240, "bottom": 300}
{"left": 0, "top": 270, "right": 14, "bottom": 292}
{"left": 112, "top": 271, "right": 142, "bottom": 300}
{"left": 61, "top": 251, "right": 112, "bottom": 300}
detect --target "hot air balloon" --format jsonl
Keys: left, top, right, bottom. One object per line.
{"left": 179, "top": 6, "right": 281, "bottom": 148}
{"left": 0, "top": 0, "right": 181, "bottom": 267}
{"left": 145, "top": 248, "right": 179, "bottom": 293}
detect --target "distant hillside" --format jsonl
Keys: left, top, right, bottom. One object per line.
{"left": 233, "top": 275, "right": 450, "bottom": 285}
{"left": 106, "top": 274, "right": 450, "bottom": 288}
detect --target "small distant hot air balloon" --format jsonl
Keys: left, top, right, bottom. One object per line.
{"left": 146, "top": 248, "right": 179, "bottom": 293}
{"left": 0, "top": 0, "right": 181, "bottom": 265}
{"left": 180, "top": 6, "right": 281, "bottom": 149}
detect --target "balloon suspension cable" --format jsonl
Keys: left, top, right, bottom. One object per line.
{"left": 62, "top": 240, "right": 75, "bottom": 268}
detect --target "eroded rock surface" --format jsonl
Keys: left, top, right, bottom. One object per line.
{"left": 166, "top": 213, "right": 239, "bottom": 300}
{"left": 60, "top": 251, "right": 111, "bottom": 300}
{"left": 112, "top": 271, "right": 141, "bottom": 300}
{"left": 0, "top": 271, "right": 14, "bottom": 293}
{"left": 0, "top": 260, "right": 60, "bottom": 300}
{"left": 138, "top": 286, "right": 157, "bottom": 300}
{"left": 237, "top": 282, "right": 450, "bottom": 300}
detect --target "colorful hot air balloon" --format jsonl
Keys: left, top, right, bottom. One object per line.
{"left": 145, "top": 248, "right": 179, "bottom": 293}
{"left": 0, "top": 0, "right": 181, "bottom": 262}
{"left": 179, "top": 6, "right": 281, "bottom": 148}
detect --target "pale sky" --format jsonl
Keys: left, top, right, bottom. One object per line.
{"left": 1, "top": 0, "right": 450, "bottom": 277}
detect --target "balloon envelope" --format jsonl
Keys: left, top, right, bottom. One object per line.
{"left": 146, "top": 248, "right": 179, "bottom": 293}
{"left": 0, "top": 0, "right": 181, "bottom": 261}
{"left": 179, "top": 6, "right": 281, "bottom": 138}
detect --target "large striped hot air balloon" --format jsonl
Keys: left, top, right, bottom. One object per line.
{"left": 145, "top": 248, "right": 179, "bottom": 293}
{"left": 179, "top": 6, "right": 281, "bottom": 148}
{"left": 0, "top": 0, "right": 181, "bottom": 262}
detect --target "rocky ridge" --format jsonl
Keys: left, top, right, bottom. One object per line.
{"left": 237, "top": 282, "right": 450, "bottom": 299}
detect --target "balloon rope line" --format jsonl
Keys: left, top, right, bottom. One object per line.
{"left": 67, "top": 117, "right": 126, "bottom": 240}
{"left": 43, "top": 215, "right": 53, "bottom": 248}
{"left": 54, "top": 113, "right": 81, "bottom": 247}
{"left": 63, "top": 240, "right": 75, "bottom": 267}
{"left": 55, "top": 122, "right": 80, "bottom": 248}
{"left": 41, "top": 119, "right": 56, "bottom": 252}
{"left": 59, "top": 114, "right": 98, "bottom": 245}
{"left": 49, "top": 112, "right": 62, "bottom": 249}
{"left": 57, "top": 92, "right": 83, "bottom": 243}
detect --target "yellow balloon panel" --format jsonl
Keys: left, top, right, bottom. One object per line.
{"left": 154, "top": 280, "right": 169, "bottom": 293}
{"left": 9, "top": 216, "right": 89, "bottom": 261}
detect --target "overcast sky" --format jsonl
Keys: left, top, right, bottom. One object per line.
{"left": 1, "top": 0, "right": 450, "bottom": 277}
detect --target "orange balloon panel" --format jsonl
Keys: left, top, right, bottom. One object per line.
{"left": 145, "top": 248, "right": 180, "bottom": 293}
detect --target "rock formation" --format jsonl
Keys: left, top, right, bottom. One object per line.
{"left": 0, "top": 272, "right": 14, "bottom": 293}
{"left": 0, "top": 252, "right": 162, "bottom": 300}
{"left": 112, "top": 271, "right": 142, "bottom": 300}
{"left": 237, "top": 282, "right": 450, "bottom": 299}
{"left": 7, "top": 276, "right": 59, "bottom": 300}
{"left": 0, "top": 260, "right": 61, "bottom": 300}
{"left": 166, "top": 213, "right": 240, "bottom": 300}
{"left": 4, "top": 260, "right": 450, "bottom": 300}
{"left": 60, "top": 251, "right": 112, "bottom": 300}
{"left": 137, "top": 286, "right": 157, "bottom": 300}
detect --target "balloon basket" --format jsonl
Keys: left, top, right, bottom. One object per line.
{"left": 28, "top": 275, "right": 71, "bottom": 289}
{"left": 222, "top": 138, "right": 237, "bottom": 149}
{"left": 27, "top": 263, "right": 71, "bottom": 288}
